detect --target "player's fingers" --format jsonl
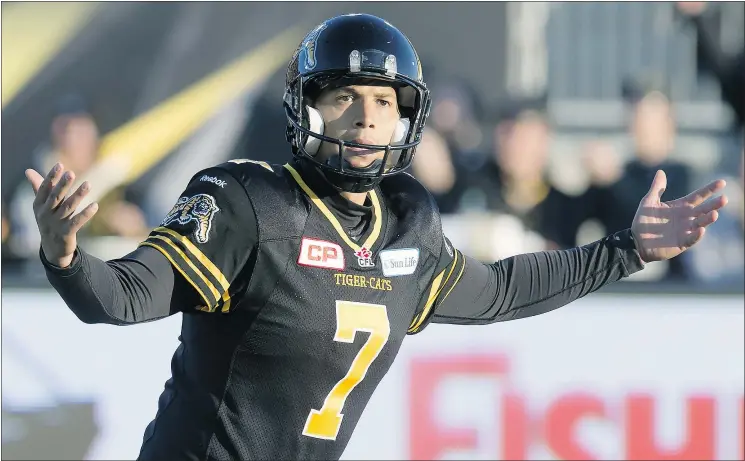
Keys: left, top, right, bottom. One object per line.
{"left": 684, "top": 226, "right": 706, "bottom": 248}
{"left": 692, "top": 194, "right": 728, "bottom": 216}
{"left": 692, "top": 210, "right": 719, "bottom": 228}
{"left": 33, "top": 163, "right": 62, "bottom": 210}
{"left": 44, "top": 170, "right": 76, "bottom": 211}
{"left": 672, "top": 179, "right": 726, "bottom": 208}
{"left": 693, "top": 210, "right": 719, "bottom": 228}
{"left": 644, "top": 170, "right": 667, "bottom": 203}
{"left": 55, "top": 181, "right": 91, "bottom": 219}
{"left": 25, "top": 169, "right": 45, "bottom": 194}
{"left": 66, "top": 202, "right": 99, "bottom": 234}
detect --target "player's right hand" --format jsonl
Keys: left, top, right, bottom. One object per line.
{"left": 25, "top": 163, "right": 99, "bottom": 268}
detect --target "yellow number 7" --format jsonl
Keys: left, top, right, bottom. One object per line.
{"left": 302, "top": 300, "right": 391, "bottom": 441}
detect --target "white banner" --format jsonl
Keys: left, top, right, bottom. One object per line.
{"left": 2, "top": 291, "right": 743, "bottom": 460}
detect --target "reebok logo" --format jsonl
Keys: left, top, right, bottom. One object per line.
{"left": 199, "top": 175, "right": 227, "bottom": 188}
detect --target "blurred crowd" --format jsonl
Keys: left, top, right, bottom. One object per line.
{"left": 2, "top": 1, "right": 743, "bottom": 289}
{"left": 412, "top": 75, "right": 743, "bottom": 286}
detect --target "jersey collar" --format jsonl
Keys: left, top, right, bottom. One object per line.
{"left": 284, "top": 163, "right": 383, "bottom": 253}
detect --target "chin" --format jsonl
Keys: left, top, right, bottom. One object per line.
{"left": 346, "top": 154, "right": 384, "bottom": 169}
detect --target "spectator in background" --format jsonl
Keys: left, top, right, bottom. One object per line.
{"left": 411, "top": 127, "right": 462, "bottom": 213}
{"left": 579, "top": 78, "right": 693, "bottom": 280}
{"left": 455, "top": 95, "right": 582, "bottom": 250}
{"left": 623, "top": 79, "right": 691, "bottom": 206}
{"left": 427, "top": 79, "right": 485, "bottom": 165}
{"left": 0, "top": 199, "right": 24, "bottom": 269}
{"left": 7, "top": 94, "right": 148, "bottom": 260}
{"left": 575, "top": 139, "right": 625, "bottom": 240}
{"left": 581, "top": 140, "right": 624, "bottom": 191}
{"left": 412, "top": 77, "right": 488, "bottom": 215}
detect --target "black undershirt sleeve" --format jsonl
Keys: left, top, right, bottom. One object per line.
{"left": 408, "top": 229, "right": 645, "bottom": 333}
{"left": 42, "top": 245, "right": 201, "bottom": 325}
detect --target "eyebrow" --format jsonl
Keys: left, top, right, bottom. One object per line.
{"left": 337, "top": 86, "right": 396, "bottom": 100}
{"left": 374, "top": 91, "right": 396, "bottom": 100}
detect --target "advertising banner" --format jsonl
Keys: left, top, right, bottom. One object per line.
{"left": 2, "top": 290, "right": 742, "bottom": 460}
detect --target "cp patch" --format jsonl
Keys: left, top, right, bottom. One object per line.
{"left": 162, "top": 194, "right": 220, "bottom": 244}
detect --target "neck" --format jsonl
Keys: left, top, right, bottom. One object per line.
{"left": 340, "top": 191, "right": 368, "bottom": 206}
{"left": 300, "top": 160, "right": 371, "bottom": 206}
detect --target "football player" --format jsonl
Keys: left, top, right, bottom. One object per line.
{"left": 26, "top": 13, "right": 728, "bottom": 461}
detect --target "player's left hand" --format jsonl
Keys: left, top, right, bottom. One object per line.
{"left": 631, "top": 170, "right": 728, "bottom": 263}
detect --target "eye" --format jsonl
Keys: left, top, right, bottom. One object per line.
{"left": 377, "top": 99, "right": 392, "bottom": 107}
{"left": 336, "top": 94, "right": 354, "bottom": 103}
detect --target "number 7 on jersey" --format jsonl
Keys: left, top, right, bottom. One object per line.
{"left": 302, "top": 300, "right": 391, "bottom": 440}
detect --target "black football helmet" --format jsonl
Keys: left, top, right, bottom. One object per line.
{"left": 284, "top": 13, "right": 431, "bottom": 193}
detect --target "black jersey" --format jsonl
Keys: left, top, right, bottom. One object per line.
{"left": 42, "top": 158, "right": 644, "bottom": 461}
{"left": 136, "top": 159, "right": 460, "bottom": 460}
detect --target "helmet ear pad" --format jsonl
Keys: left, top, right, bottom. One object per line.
{"left": 302, "top": 105, "right": 410, "bottom": 156}
{"left": 391, "top": 117, "right": 410, "bottom": 145}
{"left": 303, "top": 106, "right": 325, "bottom": 155}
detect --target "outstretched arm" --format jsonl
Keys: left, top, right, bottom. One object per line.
{"left": 29, "top": 162, "right": 259, "bottom": 325}
{"left": 409, "top": 171, "right": 727, "bottom": 332}
{"left": 408, "top": 229, "right": 642, "bottom": 331}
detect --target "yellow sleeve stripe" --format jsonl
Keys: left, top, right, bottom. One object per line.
{"left": 254, "top": 161, "right": 274, "bottom": 172}
{"left": 145, "top": 235, "right": 221, "bottom": 301}
{"left": 152, "top": 227, "right": 230, "bottom": 292}
{"left": 139, "top": 241, "right": 214, "bottom": 308}
{"left": 150, "top": 227, "right": 234, "bottom": 313}
{"left": 408, "top": 251, "right": 460, "bottom": 333}
{"left": 439, "top": 252, "right": 466, "bottom": 306}
{"left": 141, "top": 238, "right": 234, "bottom": 313}
{"left": 229, "top": 159, "right": 274, "bottom": 172}
{"left": 220, "top": 290, "right": 232, "bottom": 313}
{"left": 408, "top": 269, "right": 445, "bottom": 333}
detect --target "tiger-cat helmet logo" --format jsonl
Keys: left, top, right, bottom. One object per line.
{"left": 303, "top": 22, "right": 328, "bottom": 70}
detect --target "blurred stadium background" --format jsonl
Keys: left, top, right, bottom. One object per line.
{"left": 1, "top": 2, "right": 743, "bottom": 460}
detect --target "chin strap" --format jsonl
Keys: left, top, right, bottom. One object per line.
{"left": 307, "top": 162, "right": 381, "bottom": 193}
{"left": 324, "top": 155, "right": 384, "bottom": 174}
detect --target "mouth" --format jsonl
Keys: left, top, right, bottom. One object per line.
{"left": 345, "top": 139, "right": 380, "bottom": 156}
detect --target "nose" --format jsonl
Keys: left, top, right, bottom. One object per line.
{"left": 353, "top": 98, "right": 376, "bottom": 129}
